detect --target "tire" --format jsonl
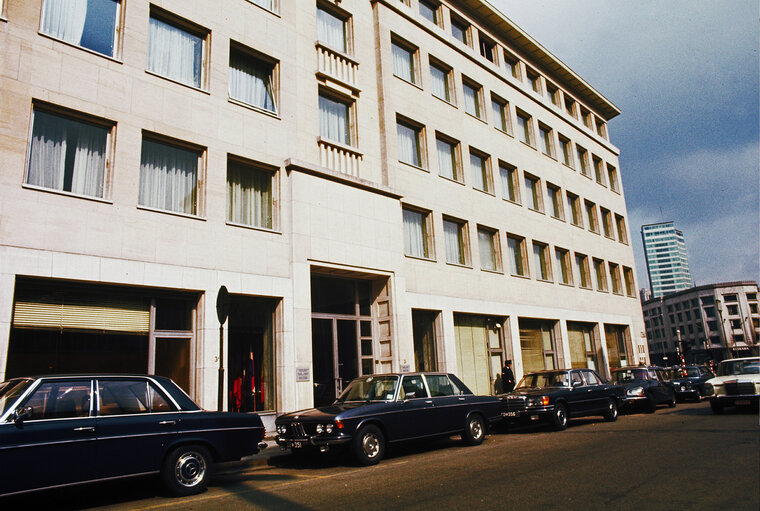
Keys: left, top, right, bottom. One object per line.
{"left": 645, "top": 393, "right": 657, "bottom": 413}
{"left": 162, "top": 445, "right": 212, "bottom": 497}
{"left": 667, "top": 392, "right": 677, "bottom": 408}
{"left": 603, "top": 399, "right": 618, "bottom": 422}
{"left": 551, "top": 403, "right": 568, "bottom": 431}
{"left": 461, "top": 414, "right": 486, "bottom": 445}
{"left": 710, "top": 400, "right": 724, "bottom": 415}
{"left": 353, "top": 425, "right": 385, "bottom": 466}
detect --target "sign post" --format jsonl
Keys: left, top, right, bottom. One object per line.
{"left": 216, "top": 286, "right": 230, "bottom": 412}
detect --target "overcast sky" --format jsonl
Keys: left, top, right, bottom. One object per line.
{"left": 490, "top": 0, "right": 760, "bottom": 290}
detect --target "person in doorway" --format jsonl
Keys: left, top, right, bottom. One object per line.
{"left": 501, "top": 360, "right": 515, "bottom": 393}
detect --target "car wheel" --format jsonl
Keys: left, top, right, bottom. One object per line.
{"left": 667, "top": 392, "right": 677, "bottom": 408}
{"left": 353, "top": 424, "right": 385, "bottom": 466}
{"left": 462, "top": 414, "right": 486, "bottom": 445}
{"left": 710, "top": 400, "right": 724, "bottom": 415}
{"left": 551, "top": 403, "right": 568, "bottom": 431}
{"left": 645, "top": 393, "right": 657, "bottom": 413}
{"left": 162, "top": 445, "right": 211, "bottom": 497}
{"left": 603, "top": 399, "right": 618, "bottom": 422}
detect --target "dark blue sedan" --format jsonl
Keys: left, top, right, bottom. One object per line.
{"left": 0, "top": 375, "right": 265, "bottom": 497}
{"left": 274, "top": 373, "right": 502, "bottom": 465}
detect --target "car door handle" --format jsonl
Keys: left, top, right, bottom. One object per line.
{"left": 458, "top": 397, "right": 466, "bottom": 401}
{"left": 159, "top": 420, "right": 177, "bottom": 425}
{"left": 74, "top": 426, "right": 95, "bottom": 432}
{"left": 425, "top": 400, "right": 433, "bottom": 404}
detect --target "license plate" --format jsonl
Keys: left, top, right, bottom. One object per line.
{"left": 288, "top": 441, "right": 303, "bottom": 449}
{"left": 501, "top": 411, "right": 518, "bottom": 417}
{"left": 735, "top": 400, "right": 751, "bottom": 406}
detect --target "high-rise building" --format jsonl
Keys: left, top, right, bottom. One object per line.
{"left": 0, "top": 0, "right": 647, "bottom": 431}
{"left": 641, "top": 221, "right": 693, "bottom": 298}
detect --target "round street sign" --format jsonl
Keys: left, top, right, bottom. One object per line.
{"left": 216, "top": 285, "right": 230, "bottom": 324}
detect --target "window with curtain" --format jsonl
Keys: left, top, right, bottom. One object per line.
{"left": 248, "top": 0, "right": 275, "bottom": 12}
{"left": 585, "top": 200, "right": 599, "bottom": 232}
{"left": 547, "top": 185, "right": 563, "bottom": 219}
{"left": 593, "top": 156, "right": 606, "bottom": 185}
{"left": 593, "top": 258, "right": 608, "bottom": 291}
{"left": 500, "top": 163, "right": 519, "bottom": 203}
{"left": 319, "top": 93, "right": 350, "bottom": 145}
{"left": 430, "top": 62, "right": 451, "bottom": 102}
{"left": 559, "top": 136, "right": 573, "bottom": 167}
{"left": 576, "top": 145, "right": 589, "bottom": 176}
{"left": 575, "top": 253, "right": 590, "bottom": 288}
{"left": 608, "top": 164, "right": 619, "bottom": 192}
{"left": 470, "top": 152, "right": 489, "bottom": 192}
{"left": 139, "top": 138, "right": 199, "bottom": 215}
{"left": 524, "top": 175, "right": 542, "bottom": 211}
{"left": 463, "top": 81, "right": 481, "bottom": 118}
{"left": 492, "top": 98, "right": 510, "bottom": 133}
{"left": 397, "top": 121, "right": 422, "bottom": 167}
{"left": 555, "top": 248, "right": 573, "bottom": 285}
{"left": 40, "top": 0, "right": 120, "bottom": 57}
{"left": 478, "top": 228, "right": 498, "bottom": 271}
{"left": 317, "top": 6, "right": 346, "bottom": 53}
{"left": 147, "top": 13, "right": 205, "bottom": 88}
{"left": 623, "top": 267, "right": 635, "bottom": 296}
{"left": 616, "top": 214, "right": 628, "bottom": 243}
{"left": 227, "top": 159, "right": 273, "bottom": 229}
{"left": 444, "top": 219, "right": 466, "bottom": 265}
{"left": 403, "top": 208, "right": 429, "bottom": 258}
{"left": 507, "top": 235, "right": 527, "bottom": 277}
{"left": 567, "top": 192, "right": 582, "bottom": 226}
{"left": 516, "top": 111, "right": 532, "bottom": 145}
{"left": 26, "top": 109, "right": 109, "bottom": 199}
{"left": 533, "top": 242, "right": 551, "bottom": 281}
{"left": 436, "top": 137, "right": 458, "bottom": 180}
{"left": 392, "top": 40, "right": 416, "bottom": 83}
{"left": 610, "top": 263, "right": 622, "bottom": 294}
{"left": 229, "top": 46, "right": 276, "bottom": 113}
{"left": 539, "top": 124, "right": 554, "bottom": 157}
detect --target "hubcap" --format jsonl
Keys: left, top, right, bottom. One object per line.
{"left": 362, "top": 433, "right": 380, "bottom": 458}
{"left": 609, "top": 402, "right": 617, "bottom": 417}
{"left": 469, "top": 419, "right": 483, "bottom": 439}
{"left": 557, "top": 408, "right": 566, "bottom": 425}
{"left": 175, "top": 452, "right": 206, "bottom": 487}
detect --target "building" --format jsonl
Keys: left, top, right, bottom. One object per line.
{"left": 0, "top": 0, "right": 646, "bottom": 430}
{"left": 643, "top": 282, "right": 760, "bottom": 365}
{"left": 641, "top": 221, "right": 693, "bottom": 298}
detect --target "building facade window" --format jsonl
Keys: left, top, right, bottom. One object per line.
{"left": 524, "top": 174, "right": 543, "bottom": 212}
{"left": 593, "top": 258, "right": 609, "bottom": 292}
{"left": 436, "top": 134, "right": 460, "bottom": 181}
{"left": 147, "top": 9, "right": 207, "bottom": 89}
{"left": 609, "top": 263, "right": 622, "bottom": 294}
{"left": 248, "top": 0, "right": 277, "bottom": 12}
{"left": 601, "top": 207, "right": 614, "bottom": 238}
{"left": 318, "top": 92, "right": 352, "bottom": 146}
{"left": 585, "top": 200, "right": 599, "bottom": 233}
{"left": 576, "top": 145, "right": 590, "bottom": 177}
{"left": 559, "top": 135, "right": 573, "bottom": 167}
{"left": 565, "top": 97, "right": 577, "bottom": 118}
{"left": 469, "top": 149, "right": 491, "bottom": 193}
{"left": 391, "top": 36, "right": 418, "bottom": 84}
{"left": 499, "top": 162, "right": 520, "bottom": 203}
{"left": 593, "top": 155, "right": 606, "bottom": 186}
{"left": 516, "top": 110, "right": 533, "bottom": 146}
{"left": 227, "top": 158, "right": 273, "bottom": 229}
{"left": 615, "top": 214, "right": 629, "bottom": 244}
{"left": 546, "top": 83, "right": 561, "bottom": 106}
{"left": 503, "top": 51, "right": 520, "bottom": 79}
{"left": 443, "top": 217, "right": 468, "bottom": 266}
{"left": 139, "top": 136, "right": 201, "bottom": 216}
{"left": 575, "top": 253, "right": 591, "bottom": 289}
{"left": 418, "top": 0, "right": 439, "bottom": 25}
{"left": 479, "top": 32, "right": 495, "bottom": 62}
{"left": 547, "top": 184, "right": 564, "bottom": 220}
{"left": 317, "top": 4, "right": 348, "bottom": 53}
{"left": 555, "top": 247, "right": 573, "bottom": 285}
{"left": 526, "top": 68, "right": 541, "bottom": 94}
{"left": 491, "top": 95, "right": 511, "bottom": 134}
{"left": 403, "top": 207, "right": 432, "bottom": 259}
{"left": 507, "top": 234, "right": 528, "bottom": 277}
{"left": 462, "top": 78, "right": 483, "bottom": 119}
{"left": 397, "top": 118, "right": 425, "bottom": 167}
{"left": 40, "top": 0, "right": 121, "bottom": 58}
{"left": 520, "top": 319, "right": 559, "bottom": 373}
{"left": 25, "top": 106, "right": 111, "bottom": 199}
{"left": 430, "top": 59, "right": 453, "bottom": 103}
{"left": 538, "top": 124, "right": 554, "bottom": 157}
{"left": 477, "top": 226, "right": 500, "bottom": 272}
{"left": 451, "top": 16, "right": 470, "bottom": 46}
{"left": 532, "top": 241, "right": 552, "bottom": 282}
{"left": 607, "top": 163, "right": 619, "bottom": 192}
{"left": 229, "top": 44, "right": 277, "bottom": 113}
{"left": 566, "top": 192, "right": 582, "bottom": 227}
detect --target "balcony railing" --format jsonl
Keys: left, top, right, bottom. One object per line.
{"left": 318, "top": 138, "right": 362, "bottom": 177}
{"left": 316, "top": 43, "right": 359, "bottom": 91}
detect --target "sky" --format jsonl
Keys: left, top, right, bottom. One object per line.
{"left": 489, "top": 0, "right": 760, "bottom": 290}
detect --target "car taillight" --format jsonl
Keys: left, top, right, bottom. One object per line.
{"left": 335, "top": 419, "right": 344, "bottom": 429}
{"left": 541, "top": 396, "right": 550, "bottom": 406}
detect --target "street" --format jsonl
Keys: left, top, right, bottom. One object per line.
{"left": 4, "top": 402, "right": 758, "bottom": 510}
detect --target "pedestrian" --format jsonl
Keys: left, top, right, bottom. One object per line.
{"left": 501, "top": 360, "right": 515, "bottom": 393}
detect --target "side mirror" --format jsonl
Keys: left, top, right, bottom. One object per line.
{"left": 13, "top": 406, "right": 33, "bottom": 425}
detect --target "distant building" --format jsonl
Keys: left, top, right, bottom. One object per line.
{"left": 639, "top": 288, "right": 652, "bottom": 302}
{"left": 641, "top": 221, "right": 693, "bottom": 298}
{"left": 643, "top": 281, "right": 760, "bottom": 365}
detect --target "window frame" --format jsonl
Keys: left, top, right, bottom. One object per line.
{"left": 532, "top": 240, "right": 553, "bottom": 282}
{"left": 462, "top": 77, "right": 484, "bottom": 120}
{"left": 566, "top": 192, "right": 583, "bottom": 227}
{"left": 575, "top": 253, "right": 592, "bottom": 289}
{"left": 507, "top": 234, "right": 529, "bottom": 278}
{"left": 247, "top": 0, "right": 279, "bottom": 14}
{"left": 515, "top": 109, "right": 534, "bottom": 147}
{"left": 592, "top": 155, "right": 607, "bottom": 186}
{"left": 585, "top": 199, "right": 600, "bottom": 233}
{"left": 478, "top": 31, "right": 496, "bottom": 63}
{"left": 526, "top": 68, "right": 542, "bottom": 95}
{"left": 524, "top": 173, "right": 544, "bottom": 213}
{"left": 555, "top": 247, "right": 573, "bottom": 286}
{"left": 228, "top": 41, "right": 279, "bottom": 115}
{"left": 418, "top": 0, "right": 441, "bottom": 27}
{"left": 576, "top": 144, "right": 590, "bottom": 177}
{"left": 226, "top": 154, "right": 278, "bottom": 231}
{"left": 615, "top": 214, "right": 629, "bottom": 244}
{"left": 477, "top": 225, "right": 502, "bottom": 273}
{"left": 318, "top": 88, "right": 356, "bottom": 148}
{"left": 317, "top": 2, "right": 352, "bottom": 55}
{"left": 402, "top": 205, "right": 435, "bottom": 260}
{"left": 546, "top": 183, "right": 564, "bottom": 221}
{"left": 429, "top": 57, "right": 455, "bottom": 104}
{"left": 469, "top": 147, "right": 493, "bottom": 194}
{"left": 499, "top": 161, "right": 520, "bottom": 204}
{"left": 546, "top": 82, "right": 561, "bottom": 107}
{"left": 39, "top": 0, "right": 124, "bottom": 59}
{"left": 503, "top": 50, "right": 521, "bottom": 80}
{"left": 593, "top": 258, "right": 609, "bottom": 292}
{"left": 491, "top": 94, "right": 512, "bottom": 135}
{"left": 601, "top": 207, "right": 614, "bottom": 239}
{"left": 558, "top": 134, "right": 573, "bottom": 168}
{"left": 396, "top": 115, "right": 427, "bottom": 169}
{"left": 607, "top": 163, "right": 620, "bottom": 193}
{"left": 435, "top": 132, "right": 462, "bottom": 183}
{"left": 538, "top": 123, "right": 555, "bottom": 158}
{"left": 442, "top": 216, "right": 470, "bottom": 267}
{"left": 450, "top": 15, "right": 471, "bottom": 47}
{"left": 391, "top": 34, "right": 420, "bottom": 86}
{"left": 609, "top": 262, "right": 623, "bottom": 295}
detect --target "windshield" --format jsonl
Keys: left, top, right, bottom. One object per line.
{"left": 517, "top": 372, "right": 570, "bottom": 389}
{"left": 611, "top": 369, "right": 648, "bottom": 383}
{"left": 0, "top": 379, "right": 33, "bottom": 415}
{"left": 717, "top": 358, "right": 760, "bottom": 377}
{"left": 336, "top": 376, "right": 399, "bottom": 403}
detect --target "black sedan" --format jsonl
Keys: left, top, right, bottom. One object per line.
{"left": 610, "top": 366, "right": 676, "bottom": 412}
{"left": 0, "top": 375, "right": 265, "bottom": 497}
{"left": 499, "top": 368, "right": 623, "bottom": 431}
{"left": 667, "top": 365, "right": 714, "bottom": 402}
{"left": 274, "top": 373, "right": 502, "bottom": 465}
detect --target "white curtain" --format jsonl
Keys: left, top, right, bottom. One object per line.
{"left": 499, "top": 165, "right": 514, "bottom": 201}
{"left": 492, "top": 101, "right": 506, "bottom": 131}
{"left": 41, "top": 0, "right": 87, "bottom": 46}
{"left": 403, "top": 209, "right": 425, "bottom": 258}
{"left": 147, "top": 16, "right": 202, "bottom": 88}
{"left": 319, "top": 95, "right": 349, "bottom": 144}
{"left": 229, "top": 50, "right": 276, "bottom": 112}
{"left": 397, "top": 123, "right": 419, "bottom": 166}
{"left": 392, "top": 43, "right": 413, "bottom": 82}
{"left": 317, "top": 7, "right": 345, "bottom": 52}
{"left": 437, "top": 139, "right": 454, "bottom": 179}
{"left": 463, "top": 84, "right": 479, "bottom": 117}
{"left": 534, "top": 244, "right": 546, "bottom": 280}
{"left": 250, "top": 0, "right": 273, "bottom": 10}
{"left": 508, "top": 237, "right": 523, "bottom": 275}
{"left": 478, "top": 230, "right": 495, "bottom": 271}
{"left": 444, "top": 220, "right": 462, "bottom": 264}
{"left": 470, "top": 154, "right": 485, "bottom": 190}
{"left": 430, "top": 65, "right": 447, "bottom": 100}
{"left": 139, "top": 139, "right": 198, "bottom": 215}
{"left": 227, "top": 161, "right": 272, "bottom": 228}
{"left": 27, "top": 110, "right": 106, "bottom": 198}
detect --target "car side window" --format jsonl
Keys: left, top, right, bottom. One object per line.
{"left": 22, "top": 381, "right": 91, "bottom": 420}
{"left": 571, "top": 372, "right": 584, "bottom": 386}
{"left": 399, "top": 375, "right": 429, "bottom": 400}
{"left": 425, "top": 375, "right": 457, "bottom": 397}
{"left": 582, "top": 370, "right": 600, "bottom": 385}
{"left": 647, "top": 369, "right": 659, "bottom": 381}
{"left": 98, "top": 380, "right": 177, "bottom": 415}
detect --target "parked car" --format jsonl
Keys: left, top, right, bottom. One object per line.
{"left": 0, "top": 374, "right": 266, "bottom": 497}
{"left": 667, "top": 365, "right": 714, "bottom": 402}
{"left": 499, "top": 368, "right": 623, "bottom": 431}
{"left": 704, "top": 357, "right": 760, "bottom": 414}
{"left": 274, "top": 373, "right": 502, "bottom": 465}
{"left": 610, "top": 366, "right": 676, "bottom": 412}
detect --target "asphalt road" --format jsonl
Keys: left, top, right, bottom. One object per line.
{"left": 4, "top": 401, "right": 758, "bottom": 510}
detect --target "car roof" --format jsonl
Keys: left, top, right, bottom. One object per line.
{"left": 719, "top": 357, "right": 759, "bottom": 363}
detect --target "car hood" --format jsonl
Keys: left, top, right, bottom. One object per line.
{"left": 706, "top": 374, "right": 760, "bottom": 386}
{"left": 276, "top": 401, "right": 383, "bottom": 422}
{"left": 502, "top": 387, "right": 563, "bottom": 398}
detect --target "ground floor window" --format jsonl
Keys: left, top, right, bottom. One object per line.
{"left": 567, "top": 322, "right": 599, "bottom": 370}
{"left": 519, "top": 318, "right": 560, "bottom": 373}
{"left": 605, "top": 324, "right": 631, "bottom": 368}
{"left": 454, "top": 314, "right": 506, "bottom": 395}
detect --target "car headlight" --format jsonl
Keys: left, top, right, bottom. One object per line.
{"left": 315, "top": 424, "right": 324, "bottom": 434}
{"left": 627, "top": 386, "right": 645, "bottom": 397}
{"left": 325, "top": 423, "right": 334, "bottom": 434}
{"left": 704, "top": 383, "right": 714, "bottom": 396}
{"left": 276, "top": 424, "right": 287, "bottom": 435}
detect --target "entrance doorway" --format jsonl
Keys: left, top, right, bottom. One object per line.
{"left": 311, "top": 274, "right": 377, "bottom": 407}
{"left": 454, "top": 314, "right": 506, "bottom": 395}
{"left": 412, "top": 309, "right": 440, "bottom": 372}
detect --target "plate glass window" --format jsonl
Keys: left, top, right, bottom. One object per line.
{"left": 317, "top": 6, "right": 346, "bottom": 53}
{"left": 229, "top": 47, "right": 276, "bottom": 113}
{"left": 403, "top": 208, "right": 429, "bottom": 259}
{"left": 319, "top": 94, "right": 350, "bottom": 145}
{"left": 147, "top": 14, "right": 204, "bottom": 88}
{"left": 227, "top": 160, "right": 273, "bottom": 229}
{"left": 26, "top": 109, "right": 109, "bottom": 199}
{"left": 392, "top": 40, "right": 416, "bottom": 83}
{"left": 443, "top": 219, "right": 466, "bottom": 265}
{"left": 40, "top": 0, "right": 120, "bottom": 57}
{"left": 139, "top": 138, "right": 199, "bottom": 215}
